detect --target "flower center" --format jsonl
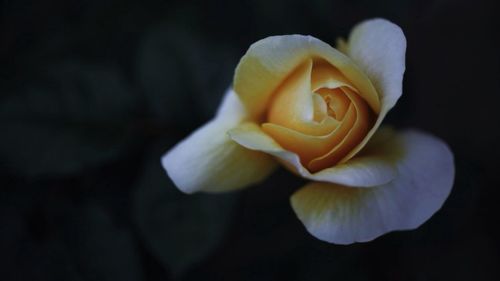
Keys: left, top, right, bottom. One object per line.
{"left": 261, "top": 58, "right": 375, "bottom": 172}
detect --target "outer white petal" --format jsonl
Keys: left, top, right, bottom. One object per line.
{"left": 290, "top": 130, "right": 454, "bottom": 244}
{"left": 229, "top": 123, "right": 399, "bottom": 187}
{"left": 215, "top": 87, "right": 247, "bottom": 120}
{"left": 162, "top": 89, "right": 277, "bottom": 193}
{"left": 346, "top": 18, "right": 407, "bottom": 113}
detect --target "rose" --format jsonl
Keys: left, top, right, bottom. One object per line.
{"left": 162, "top": 19, "right": 454, "bottom": 244}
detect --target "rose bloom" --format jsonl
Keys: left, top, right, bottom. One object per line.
{"left": 162, "top": 19, "right": 454, "bottom": 244}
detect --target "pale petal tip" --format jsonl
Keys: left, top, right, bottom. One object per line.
{"left": 161, "top": 146, "right": 196, "bottom": 194}
{"left": 162, "top": 119, "right": 280, "bottom": 195}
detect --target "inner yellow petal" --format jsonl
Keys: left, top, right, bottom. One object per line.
{"left": 308, "top": 87, "right": 375, "bottom": 172}
{"left": 312, "top": 93, "right": 328, "bottom": 122}
{"left": 266, "top": 59, "right": 342, "bottom": 136}
{"left": 233, "top": 35, "right": 381, "bottom": 119}
{"left": 267, "top": 59, "right": 315, "bottom": 130}
{"left": 262, "top": 104, "right": 356, "bottom": 167}
{"left": 311, "top": 60, "right": 358, "bottom": 93}
{"left": 262, "top": 57, "right": 376, "bottom": 173}
{"left": 317, "top": 88, "right": 351, "bottom": 120}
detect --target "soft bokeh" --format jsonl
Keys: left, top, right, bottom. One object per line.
{"left": 1, "top": 0, "right": 499, "bottom": 280}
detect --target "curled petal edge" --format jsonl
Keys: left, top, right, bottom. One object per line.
{"left": 228, "top": 123, "right": 401, "bottom": 188}
{"left": 290, "top": 129, "right": 454, "bottom": 244}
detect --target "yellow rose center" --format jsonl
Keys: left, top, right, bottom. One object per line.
{"left": 261, "top": 58, "right": 376, "bottom": 172}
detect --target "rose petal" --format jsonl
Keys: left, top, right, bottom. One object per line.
{"left": 264, "top": 60, "right": 344, "bottom": 137}
{"left": 228, "top": 123, "right": 400, "bottom": 187}
{"left": 310, "top": 61, "right": 357, "bottom": 92}
{"left": 262, "top": 104, "right": 356, "bottom": 167}
{"left": 215, "top": 88, "right": 248, "bottom": 121}
{"left": 308, "top": 87, "right": 374, "bottom": 172}
{"left": 162, "top": 90, "right": 278, "bottom": 193}
{"left": 336, "top": 18, "right": 407, "bottom": 164}
{"left": 346, "top": 18, "right": 406, "bottom": 112}
{"left": 290, "top": 130, "right": 454, "bottom": 244}
{"left": 266, "top": 58, "right": 316, "bottom": 132}
{"left": 234, "top": 35, "right": 380, "bottom": 119}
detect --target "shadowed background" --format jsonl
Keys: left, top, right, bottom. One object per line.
{"left": 1, "top": 0, "right": 499, "bottom": 280}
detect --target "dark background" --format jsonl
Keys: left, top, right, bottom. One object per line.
{"left": 1, "top": 0, "right": 499, "bottom": 280}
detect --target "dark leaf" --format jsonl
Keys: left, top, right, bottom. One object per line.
{"left": 62, "top": 204, "right": 144, "bottom": 281}
{"left": 134, "top": 139, "right": 238, "bottom": 278}
{"left": 0, "top": 62, "right": 142, "bottom": 177}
